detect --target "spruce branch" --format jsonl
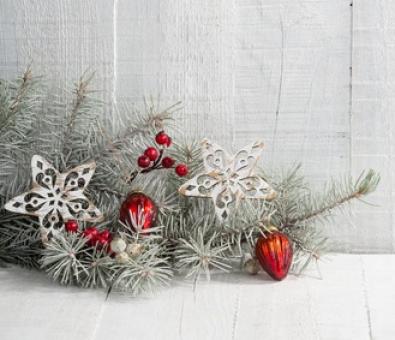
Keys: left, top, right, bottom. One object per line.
{"left": 289, "top": 169, "right": 380, "bottom": 226}
{"left": 66, "top": 71, "right": 95, "bottom": 132}
{"left": 174, "top": 223, "right": 232, "bottom": 280}
{"left": 0, "top": 69, "right": 382, "bottom": 295}
{"left": 0, "top": 67, "right": 34, "bottom": 133}
{"left": 110, "top": 246, "right": 173, "bottom": 295}
{"left": 40, "top": 233, "right": 90, "bottom": 285}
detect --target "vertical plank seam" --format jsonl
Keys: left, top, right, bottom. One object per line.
{"left": 178, "top": 299, "right": 185, "bottom": 338}
{"left": 231, "top": 284, "right": 241, "bottom": 340}
{"left": 360, "top": 255, "right": 373, "bottom": 340}
{"left": 89, "top": 296, "right": 108, "bottom": 340}
{"left": 349, "top": 0, "right": 353, "bottom": 173}
{"left": 231, "top": 0, "right": 236, "bottom": 148}
{"left": 271, "top": 17, "right": 284, "bottom": 164}
{"left": 348, "top": 0, "right": 355, "bottom": 254}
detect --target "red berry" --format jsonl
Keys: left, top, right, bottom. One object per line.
{"left": 161, "top": 156, "right": 175, "bottom": 168}
{"left": 96, "top": 235, "right": 109, "bottom": 247}
{"left": 175, "top": 164, "right": 188, "bottom": 177}
{"left": 64, "top": 220, "right": 78, "bottom": 233}
{"left": 144, "top": 147, "right": 159, "bottom": 161}
{"left": 165, "top": 136, "right": 172, "bottom": 147}
{"left": 155, "top": 131, "right": 170, "bottom": 146}
{"left": 137, "top": 155, "right": 151, "bottom": 168}
{"left": 83, "top": 227, "right": 98, "bottom": 244}
{"left": 100, "top": 230, "right": 112, "bottom": 242}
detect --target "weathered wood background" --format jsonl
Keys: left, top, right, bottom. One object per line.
{"left": 1, "top": 255, "right": 395, "bottom": 340}
{"left": 0, "top": 0, "right": 393, "bottom": 252}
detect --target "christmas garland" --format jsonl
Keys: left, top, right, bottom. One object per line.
{"left": 0, "top": 69, "right": 380, "bottom": 295}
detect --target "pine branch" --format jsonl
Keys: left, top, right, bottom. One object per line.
{"left": 61, "top": 71, "right": 97, "bottom": 160}
{"left": 289, "top": 169, "right": 380, "bottom": 226}
{"left": 0, "top": 67, "right": 34, "bottom": 133}
{"left": 66, "top": 72, "right": 95, "bottom": 133}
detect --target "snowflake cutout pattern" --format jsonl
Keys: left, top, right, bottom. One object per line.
{"left": 5, "top": 155, "right": 103, "bottom": 233}
{"left": 179, "top": 139, "right": 276, "bottom": 221}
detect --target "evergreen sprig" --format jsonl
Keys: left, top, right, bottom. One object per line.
{"left": 0, "top": 69, "right": 380, "bottom": 294}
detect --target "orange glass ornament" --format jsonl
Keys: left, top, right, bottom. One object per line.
{"left": 119, "top": 192, "right": 157, "bottom": 232}
{"left": 255, "top": 232, "right": 293, "bottom": 281}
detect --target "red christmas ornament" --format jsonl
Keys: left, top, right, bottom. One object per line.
{"left": 137, "top": 155, "right": 151, "bottom": 168}
{"left": 64, "top": 220, "right": 79, "bottom": 233}
{"left": 155, "top": 131, "right": 170, "bottom": 146}
{"left": 161, "top": 156, "right": 175, "bottom": 168}
{"left": 119, "top": 192, "right": 158, "bottom": 232}
{"left": 144, "top": 147, "right": 159, "bottom": 161}
{"left": 175, "top": 164, "right": 188, "bottom": 177}
{"left": 255, "top": 232, "right": 293, "bottom": 281}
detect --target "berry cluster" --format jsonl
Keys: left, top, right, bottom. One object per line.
{"left": 65, "top": 220, "right": 112, "bottom": 248}
{"left": 136, "top": 131, "right": 188, "bottom": 177}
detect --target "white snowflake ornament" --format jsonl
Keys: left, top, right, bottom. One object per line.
{"left": 179, "top": 139, "right": 276, "bottom": 221}
{"left": 5, "top": 155, "right": 103, "bottom": 233}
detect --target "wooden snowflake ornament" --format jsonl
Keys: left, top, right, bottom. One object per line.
{"left": 5, "top": 155, "right": 103, "bottom": 233}
{"left": 179, "top": 139, "right": 276, "bottom": 221}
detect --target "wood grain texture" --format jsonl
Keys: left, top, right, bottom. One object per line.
{"left": 115, "top": 0, "right": 235, "bottom": 144}
{"left": 351, "top": 0, "right": 395, "bottom": 252}
{"left": 0, "top": 0, "right": 392, "bottom": 252}
{"left": 0, "top": 255, "right": 394, "bottom": 340}
{"left": 0, "top": 0, "right": 114, "bottom": 105}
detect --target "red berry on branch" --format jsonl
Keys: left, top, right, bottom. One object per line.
{"left": 144, "top": 147, "right": 159, "bottom": 161}
{"left": 162, "top": 156, "right": 175, "bottom": 168}
{"left": 100, "top": 230, "right": 112, "bottom": 242}
{"left": 137, "top": 155, "right": 151, "bottom": 168}
{"left": 83, "top": 227, "right": 99, "bottom": 245}
{"left": 64, "top": 220, "right": 79, "bottom": 233}
{"left": 165, "top": 136, "right": 172, "bottom": 147}
{"left": 155, "top": 131, "right": 170, "bottom": 146}
{"left": 101, "top": 230, "right": 110, "bottom": 238}
{"left": 97, "top": 234, "right": 110, "bottom": 247}
{"left": 175, "top": 164, "right": 188, "bottom": 177}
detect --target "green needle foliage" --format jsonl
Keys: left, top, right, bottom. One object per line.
{"left": 0, "top": 69, "right": 380, "bottom": 295}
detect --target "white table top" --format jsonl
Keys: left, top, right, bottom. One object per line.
{"left": 1, "top": 254, "right": 394, "bottom": 340}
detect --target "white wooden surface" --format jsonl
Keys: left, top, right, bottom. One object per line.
{"left": 0, "top": 254, "right": 393, "bottom": 340}
{"left": 0, "top": 1, "right": 393, "bottom": 252}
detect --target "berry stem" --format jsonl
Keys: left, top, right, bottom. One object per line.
{"left": 130, "top": 149, "right": 166, "bottom": 183}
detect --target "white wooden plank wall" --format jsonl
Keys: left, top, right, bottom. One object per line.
{"left": 0, "top": 0, "right": 393, "bottom": 253}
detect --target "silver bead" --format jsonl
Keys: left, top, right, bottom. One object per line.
{"left": 110, "top": 238, "right": 127, "bottom": 253}
{"left": 115, "top": 251, "right": 129, "bottom": 264}
{"left": 244, "top": 258, "right": 259, "bottom": 275}
{"left": 126, "top": 243, "right": 144, "bottom": 257}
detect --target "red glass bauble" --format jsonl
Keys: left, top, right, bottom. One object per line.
{"left": 119, "top": 192, "right": 157, "bottom": 232}
{"left": 255, "top": 232, "right": 293, "bottom": 281}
